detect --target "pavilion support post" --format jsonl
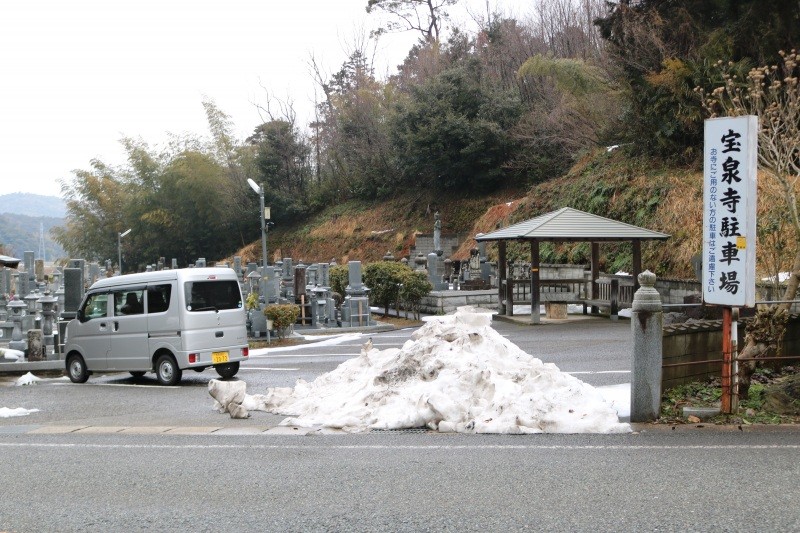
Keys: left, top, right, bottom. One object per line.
{"left": 530, "top": 239, "right": 540, "bottom": 324}
{"left": 498, "top": 241, "right": 507, "bottom": 316}
{"left": 632, "top": 240, "right": 642, "bottom": 292}
{"left": 591, "top": 242, "right": 600, "bottom": 314}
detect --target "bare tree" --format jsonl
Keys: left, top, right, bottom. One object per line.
{"left": 366, "top": 0, "right": 458, "bottom": 42}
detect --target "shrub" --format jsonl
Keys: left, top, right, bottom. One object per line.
{"left": 363, "top": 262, "right": 431, "bottom": 317}
{"left": 264, "top": 304, "right": 300, "bottom": 338}
{"left": 245, "top": 292, "right": 260, "bottom": 311}
{"left": 329, "top": 264, "right": 349, "bottom": 297}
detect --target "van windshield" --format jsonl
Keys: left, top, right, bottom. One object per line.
{"left": 184, "top": 280, "right": 242, "bottom": 312}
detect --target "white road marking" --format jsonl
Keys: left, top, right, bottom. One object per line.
{"left": 0, "top": 442, "right": 797, "bottom": 451}
{"left": 249, "top": 353, "right": 355, "bottom": 359}
{"left": 568, "top": 370, "right": 631, "bottom": 375}
{"left": 239, "top": 367, "right": 299, "bottom": 371}
{"left": 90, "top": 383, "right": 180, "bottom": 389}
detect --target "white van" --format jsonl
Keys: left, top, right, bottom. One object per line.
{"left": 65, "top": 267, "right": 249, "bottom": 385}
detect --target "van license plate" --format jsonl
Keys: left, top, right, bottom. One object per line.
{"left": 212, "top": 352, "right": 229, "bottom": 364}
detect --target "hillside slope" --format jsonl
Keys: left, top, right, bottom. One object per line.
{"left": 232, "top": 149, "right": 790, "bottom": 282}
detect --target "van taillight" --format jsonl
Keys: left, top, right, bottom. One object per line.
{"left": 242, "top": 347, "right": 249, "bottom": 357}
{"left": 188, "top": 353, "right": 199, "bottom": 363}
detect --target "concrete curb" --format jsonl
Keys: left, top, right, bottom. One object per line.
{"left": 0, "top": 360, "right": 64, "bottom": 374}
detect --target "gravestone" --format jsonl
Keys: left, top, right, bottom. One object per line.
{"left": 342, "top": 261, "right": 371, "bottom": 327}
{"left": 24, "top": 251, "right": 35, "bottom": 282}
{"left": 171, "top": 258, "right": 178, "bottom": 270}
{"left": 319, "top": 263, "right": 330, "bottom": 288}
{"left": 0, "top": 268, "right": 9, "bottom": 295}
{"left": 67, "top": 259, "right": 86, "bottom": 290}
{"left": 89, "top": 262, "right": 101, "bottom": 286}
{"left": 294, "top": 266, "right": 307, "bottom": 299}
{"left": 62, "top": 268, "right": 84, "bottom": 319}
{"left": 282, "top": 258, "right": 293, "bottom": 281}
{"left": 17, "top": 273, "right": 29, "bottom": 302}
{"left": 196, "top": 258, "right": 207, "bottom": 268}
{"left": 35, "top": 259, "right": 45, "bottom": 283}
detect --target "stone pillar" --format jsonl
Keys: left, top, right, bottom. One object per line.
{"left": 27, "top": 329, "right": 45, "bottom": 361}
{"left": 630, "top": 270, "right": 663, "bottom": 423}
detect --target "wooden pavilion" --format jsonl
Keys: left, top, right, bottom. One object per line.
{"left": 475, "top": 207, "right": 670, "bottom": 323}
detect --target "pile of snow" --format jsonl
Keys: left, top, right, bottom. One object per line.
{"left": 211, "top": 307, "right": 630, "bottom": 434}
{"left": 0, "top": 407, "right": 39, "bottom": 418}
{"left": 0, "top": 348, "right": 23, "bottom": 362}
{"left": 16, "top": 372, "right": 42, "bottom": 386}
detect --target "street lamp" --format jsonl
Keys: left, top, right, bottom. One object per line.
{"left": 247, "top": 179, "right": 270, "bottom": 270}
{"left": 118, "top": 228, "right": 131, "bottom": 275}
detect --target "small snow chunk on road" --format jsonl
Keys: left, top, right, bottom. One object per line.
{"left": 16, "top": 372, "right": 42, "bottom": 386}
{"left": 0, "top": 407, "right": 40, "bottom": 418}
{"left": 211, "top": 307, "right": 630, "bottom": 433}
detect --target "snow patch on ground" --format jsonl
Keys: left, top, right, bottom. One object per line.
{"left": 0, "top": 407, "right": 39, "bottom": 418}
{"left": 249, "top": 332, "right": 364, "bottom": 356}
{"left": 16, "top": 372, "right": 43, "bottom": 386}
{"left": 211, "top": 307, "right": 630, "bottom": 434}
{"left": 14, "top": 372, "right": 69, "bottom": 386}
{"left": 0, "top": 348, "right": 23, "bottom": 362}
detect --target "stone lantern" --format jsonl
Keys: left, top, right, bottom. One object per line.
{"left": 23, "top": 289, "right": 40, "bottom": 332}
{"left": 38, "top": 290, "right": 58, "bottom": 357}
{"left": 7, "top": 296, "right": 27, "bottom": 352}
{"left": 247, "top": 270, "right": 261, "bottom": 295}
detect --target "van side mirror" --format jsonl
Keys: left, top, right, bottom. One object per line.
{"left": 77, "top": 309, "right": 85, "bottom": 322}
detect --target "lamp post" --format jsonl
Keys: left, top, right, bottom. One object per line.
{"left": 247, "top": 179, "right": 270, "bottom": 270}
{"left": 118, "top": 228, "right": 131, "bottom": 275}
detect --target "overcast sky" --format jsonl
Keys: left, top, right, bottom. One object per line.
{"left": 1, "top": 0, "right": 522, "bottom": 198}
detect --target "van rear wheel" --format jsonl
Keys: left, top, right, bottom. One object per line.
{"left": 215, "top": 362, "right": 240, "bottom": 379}
{"left": 66, "top": 354, "right": 89, "bottom": 383}
{"left": 155, "top": 354, "right": 182, "bottom": 386}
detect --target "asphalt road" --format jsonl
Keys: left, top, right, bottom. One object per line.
{"left": 2, "top": 316, "right": 798, "bottom": 531}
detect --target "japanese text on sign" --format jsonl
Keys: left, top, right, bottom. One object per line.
{"left": 702, "top": 116, "right": 757, "bottom": 307}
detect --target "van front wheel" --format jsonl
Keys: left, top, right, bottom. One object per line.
{"left": 155, "top": 354, "right": 182, "bottom": 386}
{"left": 215, "top": 362, "right": 240, "bottom": 379}
{"left": 66, "top": 354, "right": 89, "bottom": 383}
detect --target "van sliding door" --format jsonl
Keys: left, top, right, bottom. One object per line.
{"left": 108, "top": 288, "right": 149, "bottom": 371}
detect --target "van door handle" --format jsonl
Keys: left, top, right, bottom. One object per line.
{"left": 215, "top": 331, "right": 223, "bottom": 338}
{"left": 114, "top": 321, "right": 120, "bottom": 332}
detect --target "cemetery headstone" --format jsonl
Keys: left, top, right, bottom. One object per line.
{"left": 62, "top": 267, "right": 84, "bottom": 319}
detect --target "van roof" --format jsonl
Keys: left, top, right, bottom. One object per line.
{"left": 88, "top": 267, "right": 239, "bottom": 291}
